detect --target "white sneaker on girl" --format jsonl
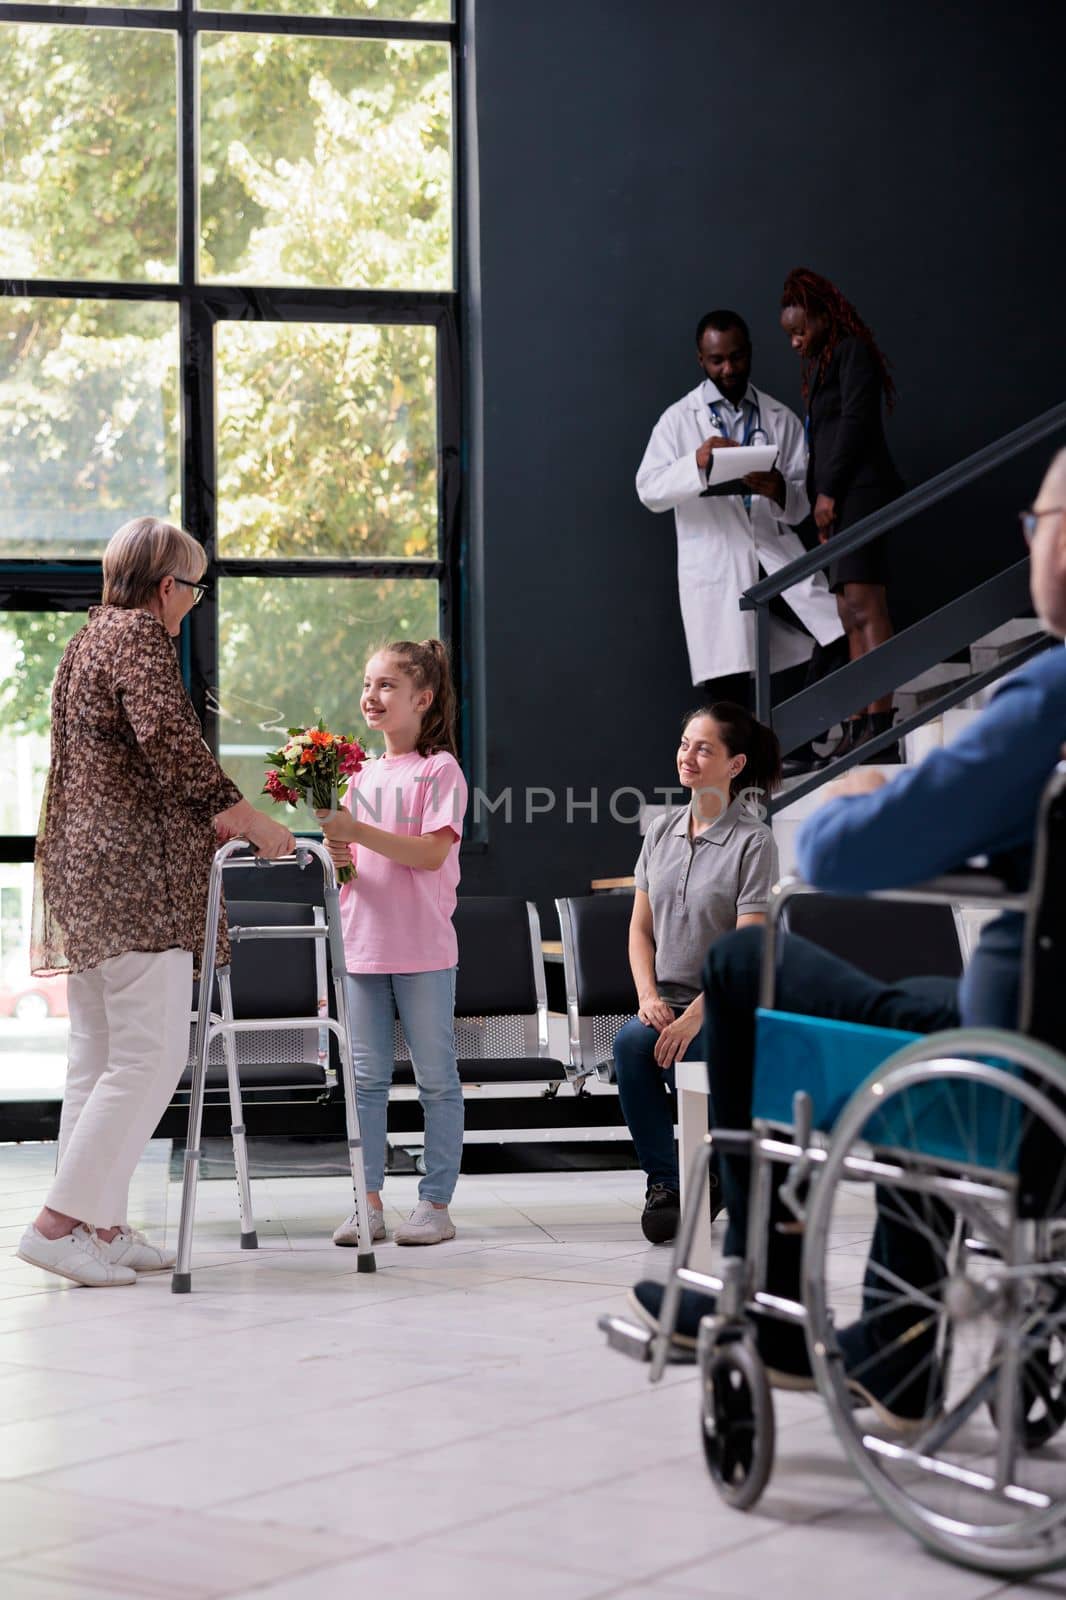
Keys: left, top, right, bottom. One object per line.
{"left": 332, "top": 1206, "right": 386, "bottom": 1246}
{"left": 394, "top": 1201, "right": 456, "bottom": 1246}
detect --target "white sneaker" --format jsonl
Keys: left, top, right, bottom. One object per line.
{"left": 16, "top": 1224, "right": 137, "bottom": 1287}
{"left": 332, "top": 1207, "right": 385, "bottom": 1247}
{"left": 393, "top": 1200, "right": 456, "bottom": 1247}
{"left": 105, "top": 1229, "right": 175, "bottom": 1273}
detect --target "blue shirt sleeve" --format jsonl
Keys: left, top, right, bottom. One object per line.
{"left": 796, "top": 650, "right": 1066, "bottom": 891}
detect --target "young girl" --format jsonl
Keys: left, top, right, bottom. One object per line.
{"left": 318, "top": 639, "right": 468, "bottom": 1248}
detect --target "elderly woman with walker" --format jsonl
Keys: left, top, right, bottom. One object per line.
{"left": 17, "top": 517, "right": 294, "bottom": 1288}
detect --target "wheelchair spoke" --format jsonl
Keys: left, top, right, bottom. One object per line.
{"left": 860, "top": 1256, "right": 944, "bottom": 1318}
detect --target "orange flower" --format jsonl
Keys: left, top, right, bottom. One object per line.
{"left": 300, "top": 748, "right": 318, "bottom": 765}
{"left": 310, "top": 729, "right": 334, "bottom": 747}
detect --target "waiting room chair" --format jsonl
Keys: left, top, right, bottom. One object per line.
{"left": 781, "top": 891, "right": 964, "bottom": 981}
{"left": 555, "top": 891, "right": 636, "bottom": 1082}
{"left": 393, "top": 896, "right": 568, "bottom": 1087}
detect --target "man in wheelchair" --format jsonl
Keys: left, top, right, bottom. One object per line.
{"left": 630, "top": 448, "right": 1066, "bottom": 1432}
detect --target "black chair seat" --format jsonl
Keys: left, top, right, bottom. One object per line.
{"left": 176, "top": 1061, "right": 327, "bottom": 1092}
{"left": 391, "top": 1058, "right": 566, "bottom": 1087}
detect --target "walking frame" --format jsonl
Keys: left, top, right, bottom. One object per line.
{"left": 171, "top": 838, "right": 376, "bottom": 1292}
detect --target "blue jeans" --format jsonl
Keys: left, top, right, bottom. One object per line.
{"left": 344, "top": 968, "right": 464, "bottom": 1203}
{"left": 613, "top": 1014, "right": 679, "bottom": 1190}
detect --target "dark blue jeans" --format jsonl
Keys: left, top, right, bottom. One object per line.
{"left": 613, "top": 1015, "right": 679, "bottom": 1190}
{"left": 703, "top": 927, "right": 960, "bottom": 1328}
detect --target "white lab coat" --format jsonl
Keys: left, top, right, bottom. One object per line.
{"left": 636, "top": 380, "right": 844, "bottom": 685}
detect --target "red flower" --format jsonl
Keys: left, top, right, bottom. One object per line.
{"left": 264, "top": 770, "right": 300, "bottom": 806}
{"left": 337, "top": 739, "right": 368, "bottom": 777}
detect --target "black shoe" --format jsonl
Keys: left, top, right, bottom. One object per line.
{"left": 813, "top": 717, "right": 866, "bottom": 770}
{"left": 628, "top": 1278, "right": 814, "bottom": 1388}
{"left": 781, "top": 741, "right": 819, "bottom": 778}
{"left": 837, "top": 1317, "right": 943, "bottom": 1431}
{"left": 640, "top": 1184, "right": 680, "bottom": 1245}
{"left": 855, "top": 710, "right": 902, "bottom": 765}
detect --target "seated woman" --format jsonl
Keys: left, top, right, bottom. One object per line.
{"left": 613, "top": 703, "right": 781, "bottom": 1244}
{"left": 629, "top": 450, "right": 1066, "bottom": 1425}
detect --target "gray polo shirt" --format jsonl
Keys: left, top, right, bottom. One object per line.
{"left": 634, "top": 798, "right": 778, "bottom": 1006}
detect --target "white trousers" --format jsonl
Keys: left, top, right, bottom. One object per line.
{"left": 46, "top": 948, "right": 193, "bottom": 1228}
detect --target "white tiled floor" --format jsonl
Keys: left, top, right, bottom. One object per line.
{"left": 0, "top": 1141, "right": 1062, "bottom": 1599}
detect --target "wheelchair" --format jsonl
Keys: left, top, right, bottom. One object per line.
{"left": 601, "top": 765, "right": 1066, "bottom": 1577}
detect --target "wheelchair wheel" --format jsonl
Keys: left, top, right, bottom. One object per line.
{"left": 699, "top": 1329, "right": 775, "bottom": 1510}
{"left": 988, "top": 1289, "right": 1066, "bottom": 1449}
{"left": 803, "top": 1029, "right": 1066, "bottom": 1576}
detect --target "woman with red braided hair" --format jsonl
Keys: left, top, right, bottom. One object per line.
{"left": 780, "top": 268, "right": 903, "bottom": 763}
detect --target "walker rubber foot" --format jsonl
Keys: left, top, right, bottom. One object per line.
{"left": 171, "top": 1272, "right": 192, "bottom": 1294}
{"left": 240, "top": 1231, "right": 259, "bottom": 1249}
{"left": 357, "top": 1252, "right": 377, "bottom": 1273}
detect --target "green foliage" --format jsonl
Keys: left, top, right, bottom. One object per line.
{"left": 0, "top": 18, "right": 450, "bottom": 786}
{"left": 0, "top": 613, "right": 84, "bottom": 738}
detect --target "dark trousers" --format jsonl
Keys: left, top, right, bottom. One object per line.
{"left": 613, "top": 1015, "right": 679, "bottom": 1189}
{"left": 700, "top": 660, "right": 807, "bottom": 713}
{"left": 703, "top": 927, "right": 959, "bottom": 1332}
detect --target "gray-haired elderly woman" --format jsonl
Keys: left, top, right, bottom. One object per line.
{"left": 17, "top": 517, "right": 295, "bottom": 1288}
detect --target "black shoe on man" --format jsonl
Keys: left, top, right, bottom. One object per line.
{"left": 837, "top": 1317, "right": 943, "bottom": 1432}
{"left": 640, "top": 1183, "right": 680, "bottom": 1245}
{"left": 627, "top": 1278, "right": 814, "bottom": 1389}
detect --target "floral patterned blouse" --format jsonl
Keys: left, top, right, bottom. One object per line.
{"left": 32, "top": 605, "right": 243, "bottom": 977}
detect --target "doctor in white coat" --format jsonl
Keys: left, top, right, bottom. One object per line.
{"left": 636, "top": 309, "right": 843, "bottom": 705}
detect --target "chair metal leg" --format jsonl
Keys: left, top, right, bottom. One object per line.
{"left": 218, "top": 968, "right": 257, "bottom": 1249}
{"left": 323, "top": 878, "right": 376, "bottom": 1273}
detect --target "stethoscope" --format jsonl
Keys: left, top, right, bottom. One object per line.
{"left": 708, "top": 395, "right": 768, "bottom": 450}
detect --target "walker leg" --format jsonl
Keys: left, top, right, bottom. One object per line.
{"left": 325, "top": 882, "right": 376, "bottom": 1273}
{"left": 172, "top": 855, "right": 230, "bottom": 1293}
{"left": 219, "top": 969, "right": 257, "bottom": 1248}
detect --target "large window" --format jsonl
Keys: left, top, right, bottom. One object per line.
{"left": 0, "top": 1, "right": 461, "bottom": 1096}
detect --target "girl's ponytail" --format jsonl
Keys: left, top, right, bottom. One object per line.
{"left": 384, "top": 637, "right": 459, "bottom": 759}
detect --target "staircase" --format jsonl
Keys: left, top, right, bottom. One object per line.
{"left": 744, "top": 401, "right": 1066, "bottom": 815}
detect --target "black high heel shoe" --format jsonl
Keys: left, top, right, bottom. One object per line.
{"left": 855, "top": 710, "right": 902, "bottom": 764}
{"left": 813, "top": 716, "right": 866, "bottom": 769}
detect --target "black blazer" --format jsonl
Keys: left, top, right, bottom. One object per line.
{"left": 806, "top": 335, "right": 902, "bottom": 506}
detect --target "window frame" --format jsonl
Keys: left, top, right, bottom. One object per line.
{"left": 0, "top": 0, "right": 465, "bottom": 868}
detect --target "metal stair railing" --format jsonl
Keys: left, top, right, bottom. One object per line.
{"left": 739, "top": 399, "right": 1066, "bottom": 802}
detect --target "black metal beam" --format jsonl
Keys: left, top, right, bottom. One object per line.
{"left": 0, "top": 279, "right": 453, "bottom": 322}
{"left": 0, "top": 5, "right": 455, "bottom": 41}
{"left": 771, "top": 560, "right": 1035, "bottom": 753}
{"left": 213, "top": 557, "right": 445, "bottom": 580}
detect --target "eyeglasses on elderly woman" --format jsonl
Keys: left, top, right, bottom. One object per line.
{"left": 171, "top": 575, "right": 209, "bottom": 605}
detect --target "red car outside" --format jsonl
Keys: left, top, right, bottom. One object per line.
{"left": 0, "top": 972, "right": 69, "bottom": 1021}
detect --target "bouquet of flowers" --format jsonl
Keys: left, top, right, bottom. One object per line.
{"left": 263, "top": 724, "right": 368, "bottom": 884}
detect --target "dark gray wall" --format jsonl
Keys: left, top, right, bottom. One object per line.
{"left": 460, "top": 0, "right": 1066, "bottom": 917}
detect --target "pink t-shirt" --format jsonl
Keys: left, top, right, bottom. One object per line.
{"left": 338, "top": 749, "right": 468, "bottom": 974}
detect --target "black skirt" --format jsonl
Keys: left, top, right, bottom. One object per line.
{"left": 827, "top": 484, "right": 899, "bottom": 591}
